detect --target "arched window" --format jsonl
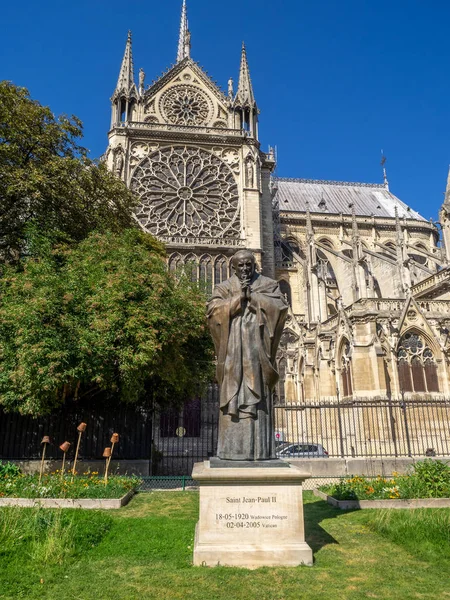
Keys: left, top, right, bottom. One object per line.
{"left": 184, "top": 253, "right": 198, "bottom": 283}
{"left": 409, "top": 245, "right": 428, "bottom": 266}
{"left": 128, "top": 100, "right": 135, "bottom": 121}
{"left": 119, "top": 98, "right": 127, "bottom": 123}
{"left": 342, "top": 249, "right": 353, "bottom": 259}
{"left": 327, "top": 303, "right": 337, "bottom": 316}
{"left": 397, "top": 332, "right": 439, "bottom": 393}
{"left": 199, "top": 255, "right": 213, "bottom": 295}
{"left": 319, "top": 238, "right": 334, "bottom": 250}
{"left": 280, "top": 238, "right": 302, "bottom": 266}
{"left": 214, "top": 256, "right": 228, "bottom": 285}
{"left": 340, "top": 340, "right": 353, "bottom": 398}
{"left": 168, "top": 253, "right": 182, "bottom": 273}
{"left": 316, "top": 249, "right": 338, "bottom": 288}
{"left": 279, "top": 280, "right": 292, "bottom": 307}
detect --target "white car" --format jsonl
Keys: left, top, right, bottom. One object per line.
{"left": 276, "top": 442, "right": 329, "bottom": 459}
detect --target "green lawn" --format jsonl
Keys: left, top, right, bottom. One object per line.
{"left": 1, "top": 492, "right": 449, "bottom": 600}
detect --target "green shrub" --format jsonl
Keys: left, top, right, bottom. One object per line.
{"left": 405, "top": 459, "right": 450, "bottom": 498}
{"left": 0, "top": 461, "right": 21, "bottom": 478}
{"left": 320, "top": 460, "right": 450, "bottom": 501}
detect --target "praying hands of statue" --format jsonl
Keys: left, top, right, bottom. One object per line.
{"left": 240, "top": 278, "right": 252, "bottom": 302}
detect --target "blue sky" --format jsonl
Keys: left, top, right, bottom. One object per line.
{"left": 2, "top": 0, "right": 450, "bottom": 221}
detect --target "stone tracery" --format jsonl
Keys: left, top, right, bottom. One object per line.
{"left": 160, "top": 85, "right": 211, "bottom": 126}
{"left": 131, "top": 146, "right": 240, "bottom": 239}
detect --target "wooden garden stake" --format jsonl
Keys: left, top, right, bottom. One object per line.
{"left": 107, "top": 433, "right": 120, "bottom": 473}
{"left": 103, "top": 447, "right": 112, "bottom": 485}
{"left": 39, "top": 436, "right": 50, "bottom": 485}
{"left": 59, "top": 441, "right": 71, "bottom": 477}
{"left": 72, "top": 422, "right": 87, "bottom": 480}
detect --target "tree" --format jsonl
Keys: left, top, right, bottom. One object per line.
{"left": 0, "top": 229, "right": 214, "bottom": 415}
{"left": 0, "top": 81, "right": 137, "bottom": 261}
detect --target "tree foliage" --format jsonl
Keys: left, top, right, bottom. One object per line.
{"left": 0, "top": 229, "right": 214, "bottom": 415}
{"left": 0, "top": 81, "right": 137, "bottom": 261}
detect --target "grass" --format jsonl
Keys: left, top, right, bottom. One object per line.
{"left": 368, "top": 508, "right": 450, "bottom": 563}
{"left": 0, "top": 492, "right": 449, "bottom": 600}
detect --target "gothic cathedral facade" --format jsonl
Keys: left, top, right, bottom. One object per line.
{"left": 105, "top": 2, "right": 450, "bottom": 406}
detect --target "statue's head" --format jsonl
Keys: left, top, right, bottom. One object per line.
{"left": 231, "top": 250, "right": 256, "bottom": 282}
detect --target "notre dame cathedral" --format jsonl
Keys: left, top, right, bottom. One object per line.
{"left": 104, "top": 1, "right": 450, "bottom": 407}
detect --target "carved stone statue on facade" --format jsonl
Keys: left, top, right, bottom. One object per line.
{"left": 114, "top": 148, "right": 124, "bottom": 178}
{"left": 139, "top": 68, "right": 146, "bottom": 94}
{"left": 228, "top": 77, "right": 234, "bottom": 99}
{"left": 245, "top": 158, "right": 254, "bottom": 188}
{"left": 207, "top": 250, "right": 288, "bottom": 461}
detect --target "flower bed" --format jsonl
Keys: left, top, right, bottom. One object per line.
{"left": 317, "top": 459, "right": 450, "bottom": 509}
{"left": 0, "top": 469, "right": 141, "bottom": 500}
{"left": 313, "top": 488, "right": 450, "bottom": 510}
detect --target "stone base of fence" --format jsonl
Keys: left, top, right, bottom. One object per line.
{"left": 9, "top": 459, "right": 150, "bottom": 476}
{"left": 8, "top": 456, "right": 450, "bottom": 479}
{"left": 284, "top": 456, "right": 449, "bottom": 477}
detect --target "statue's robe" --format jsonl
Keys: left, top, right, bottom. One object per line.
{"left": 207, "top": 273, "right": 288, "bottom": 460}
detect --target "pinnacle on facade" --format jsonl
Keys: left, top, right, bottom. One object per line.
{"left": 444, "top": 165, "right": 450, "bottom": 207}
{"left": 235, "top": 42, "right": 256, "bottom": 107}
{"left": 115, "top": 30, "right": 135, "bottom": 94}
{"left": 177, "top": 0, "right": 191, "bottom": 63}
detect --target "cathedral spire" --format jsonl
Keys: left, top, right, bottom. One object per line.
{"left": 115, "top": 31, "right": 134, "bottom": 94}
{"left": 177, "top": 0, "right": 191, "bottom": 63}
{"left": 235, "top": 42, "right": 256, "bottom": 107}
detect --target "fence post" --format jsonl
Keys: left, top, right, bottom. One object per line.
{"left": 336, "top": 390, "right": 346, "bottom": 458}
{"left": 400, "top": 391, "right": 412, "bottom": 457}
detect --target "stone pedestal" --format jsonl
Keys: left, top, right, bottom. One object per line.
{"left": 192, "top": 460, "right": 313, "bottom": 568}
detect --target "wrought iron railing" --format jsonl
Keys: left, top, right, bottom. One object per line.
{"left": 274, "top": 398, "right": 450, "bottom": 458}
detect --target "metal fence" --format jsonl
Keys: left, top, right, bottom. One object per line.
{"left": 0, "top": 398, "right": 152, "bottom": 461}
{"left": 2, "top": 393, "right": 450, "bottom": 471}
{"left": 274, "top": 398, "right": 450, "bottom": 458}
{"left": 138, "top": 476, "right": 350, "bottom": 492}
{"left": 151, "top": 384, "right": 219, "bottom": 475}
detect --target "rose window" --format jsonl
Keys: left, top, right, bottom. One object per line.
{"left": 160, "top": 86, "right": 211, "bottom": 126}
{"left": 131, "top": 146, "right": 240, "bottom": 239}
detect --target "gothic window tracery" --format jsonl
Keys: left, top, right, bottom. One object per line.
{"left": 199, "top": 255, "right": 213, "bottom": 294}
{"left": 397, "top": 332, "right": 439, "bottom": 393}
{"left": 160, "top": 85, "right": 212, "bottom": 126}
{"left": 131, "top": 146, "right": 240, "bottom": 240}
{"left": 184, "top": 253, "right": 198, "bottom": 283}
{"left": 169, "top": 253, "right": 183, "bottom": 272}
{"left": 280, "top": 238, "right": 302, "bottom": 267}
{"left": 214, "top": 255, "right": 228, "bottom": 285}
{"left": 316, "top": 249, "right": 338, "bottom": 288}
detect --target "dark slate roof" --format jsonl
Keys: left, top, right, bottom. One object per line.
{"left": 274, "top": 178, "right": 426, "bottom": 221}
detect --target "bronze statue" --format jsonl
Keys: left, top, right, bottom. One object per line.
{"left": 207, "top": 250, "right": 288, "bottom": 461}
